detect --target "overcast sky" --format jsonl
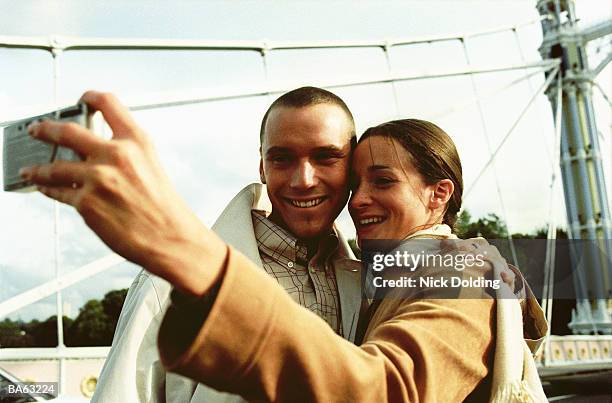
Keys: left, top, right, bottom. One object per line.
{"left": 1, "top": 0, "right": 610, "bottom": 321}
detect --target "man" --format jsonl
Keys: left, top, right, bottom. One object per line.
{"left": 75, "top": 87, "right": 362, "bottom": 402}
{"left": 22, "top": 88, "right": 543, "bottom": 402}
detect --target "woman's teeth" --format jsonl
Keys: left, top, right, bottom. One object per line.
{"left": 359, "top": 217, "right": 384, "bottom": 225}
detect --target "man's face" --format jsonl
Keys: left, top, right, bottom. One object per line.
{"left": 260, "top": 104, "right": 353, "bottom": 240}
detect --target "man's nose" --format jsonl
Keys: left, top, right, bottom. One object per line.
{"left": 290, "top": 161, "right": 317, "bottom": 189}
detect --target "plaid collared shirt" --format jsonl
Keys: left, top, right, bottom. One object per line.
{"left": 252, "top": 210, "right": 343, "bottom": 336}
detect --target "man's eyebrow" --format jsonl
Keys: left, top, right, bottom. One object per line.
{"left": 265, "top": 145, "right": 348, "bottom": 156}
{"left": 265, "top": 147, "right": 292, "bottom": 156}
{"left": 312, "top": 146, "right": 347, "bottom": 154}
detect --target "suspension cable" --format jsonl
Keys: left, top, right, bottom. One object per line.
{"left": 430, "top": 64, "right": 555, "bottom": 120}
{"left": 541, "top": 68, "right": 562, "bottom": 366}
{"left": 383, "top": 42, "right": 401, "bottom": 118}
{"left": 512, "top": 27, "right": 553, "bottom": 166}
{"left": 464, "top": 66, "right": 560, "bottom": 199}
{"left": 461, "top": 37, "right": 519, "bottom": 266}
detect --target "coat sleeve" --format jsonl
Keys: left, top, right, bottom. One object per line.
{"left": 506, "top": 264, "right": 548, "bottom": 353}
{"left": 158, "top": 247, "right": 494, "bottom": 403}
{"left": 92, "top": 270, "right": 198, "bottom": 403}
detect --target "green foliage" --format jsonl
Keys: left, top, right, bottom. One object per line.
{"left": 532, "top": 226, "right": 568, "bottom": 239}
{"left": 32, "top": 316, "right": 74, "bottom": 347}
{"left": 454, "top": 209, "right": 472, "bottom": 236}
{"left": 68, "top": 300, "right": 113, "bottom": 346}
{"left": 0, "top": 288, "right": 128, "bottom": 348}
{"left": 454, "top": 210, "right": 568, "bottom": 240}
{"left": 0, "top": 318, "right": 33, "bottom": 347}
{"left": 455, "top": 212, "right": 509, "bottom": 239}
{"left": 102, "top": 289, "right": 129, "bottom": 319}
{"left": 348, "top": 238, "right": 361, "bottom": 259}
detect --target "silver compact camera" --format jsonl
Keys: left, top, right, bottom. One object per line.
{"left": 3, "top": 103, "right": 98, "bottom": 192}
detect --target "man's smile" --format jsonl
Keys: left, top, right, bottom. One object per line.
{"left": 284, "top": 196, "right": 328, "bottom": 209}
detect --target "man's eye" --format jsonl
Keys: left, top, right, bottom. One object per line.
{"left": 271, "top": 155, "right": 291, "bottom": 163}
{"left": 315, "top": 152, "right": 335, "bottom": 162}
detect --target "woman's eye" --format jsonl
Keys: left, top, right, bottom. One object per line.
{"left": 374, "top": 177, "right": 395, "bottom": 186}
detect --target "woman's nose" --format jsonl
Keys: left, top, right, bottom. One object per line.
{"left": 349, "top": 185, "right": 372, "bottom": 211}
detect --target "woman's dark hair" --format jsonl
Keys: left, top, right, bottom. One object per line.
{"left": 359, "top": 119, "right": 463, "bottom": 228}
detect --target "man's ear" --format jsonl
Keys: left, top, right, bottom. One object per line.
{"left": 259, "top": 159, "right": 266, "bottom": 184}
{"left": 429, "top": 179, "right": 454, "bottom": 209}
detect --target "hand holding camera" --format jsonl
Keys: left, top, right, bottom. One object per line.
{"left": 11, "top": 91, "right": 226, "bottom": 297}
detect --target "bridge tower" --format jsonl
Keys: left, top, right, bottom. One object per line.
{"left": 537, "top": 0, "right": 612, "bottom": 334}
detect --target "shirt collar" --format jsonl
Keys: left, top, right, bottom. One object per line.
{"left": 252, "top": 210, "right": 339, "bottom": 269}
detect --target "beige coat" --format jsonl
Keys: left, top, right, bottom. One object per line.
{"left": 92, "top": 183, "right": 362, "bottom": 403}
{"left": 158, "top": 229, "right": 548, "bottom": 402}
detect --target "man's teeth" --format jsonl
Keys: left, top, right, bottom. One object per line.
{"left": 290, "top": 198, "right": 323, "bottom": 208}
{"left": 360, "top": 217, "right": 384, "bottom": 225}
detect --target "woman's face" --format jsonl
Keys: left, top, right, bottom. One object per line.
{"left": 349, "top": 136, "right": 437, "bottom": 243}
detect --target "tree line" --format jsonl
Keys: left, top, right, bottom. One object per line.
{"left": 0, "top": 289, "right": 128, "bottom": 347}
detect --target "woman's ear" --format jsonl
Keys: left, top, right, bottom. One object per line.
{"left": 259, "top": 159, "right": 266, "bottom": 184}
{"left": 429, "top": 179, "right": 454, "bottom": 209}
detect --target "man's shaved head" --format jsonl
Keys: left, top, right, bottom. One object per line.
{"left": 260, "top": 86, "right": 356, "bottom": 148}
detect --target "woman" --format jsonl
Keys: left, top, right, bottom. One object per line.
{"left": 348, "top": 119, "right": 546, "bottom": 402}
